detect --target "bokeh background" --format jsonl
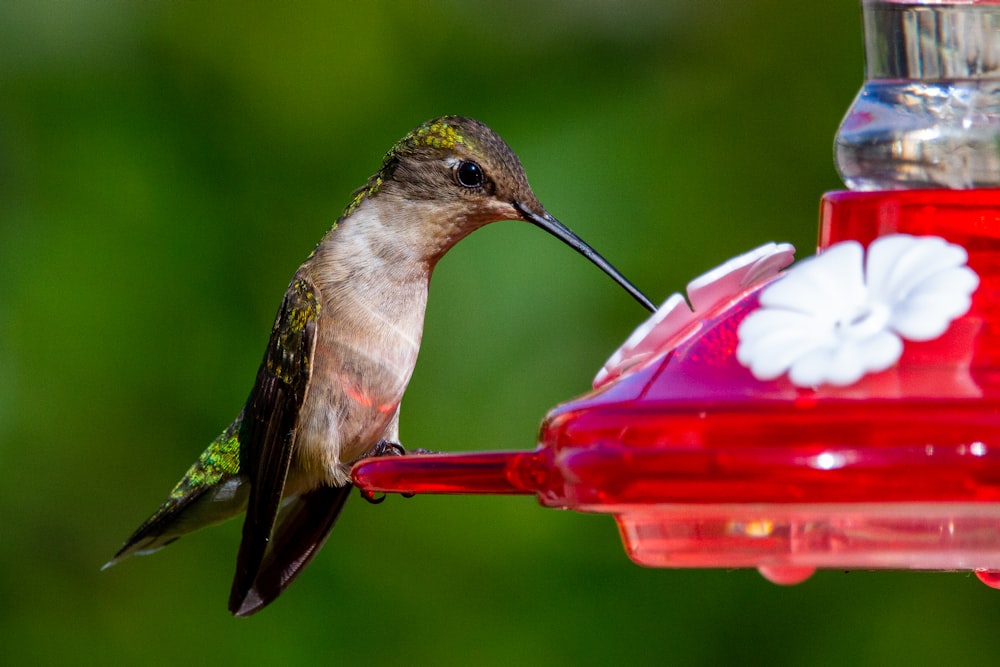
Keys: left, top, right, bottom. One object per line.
{"left": 3, "top": 1, "right": 999, "bottom": 664}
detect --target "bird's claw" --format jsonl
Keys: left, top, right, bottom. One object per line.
{"left": 367, "top": 441, "right": 439, "bottom": 458}
{"left": 359, "top": 441, "right": 437, "bottom": 503}
{"left": 368, "top": 440, "right": 406, "bottom": 457}
{"left": 359, "top": 488, "right": 387, "bottom": 504}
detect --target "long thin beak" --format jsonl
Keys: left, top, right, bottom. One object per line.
{"left": 514, "top": 201, "right": 655, "bottom": 313}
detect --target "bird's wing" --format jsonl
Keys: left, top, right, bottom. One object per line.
{"left": 230, "top": 483, "right": 352, "bottom": 616}
{"left": 228, "top": 276, "right": 321, "bottom": 615}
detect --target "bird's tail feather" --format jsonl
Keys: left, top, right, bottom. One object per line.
{"left": 103, "top": 474, "right": 249, "bottom": 569}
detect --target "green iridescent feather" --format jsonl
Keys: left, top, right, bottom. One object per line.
{"left": 340, "top": 118, "right": 473, "bottom": 219}
{"left": 166, "top": 420, "right": 242, "bottom": 504}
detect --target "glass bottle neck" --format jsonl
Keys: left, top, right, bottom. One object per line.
{"left": 863, "top": 1, "right": 1000, "bottom": 80}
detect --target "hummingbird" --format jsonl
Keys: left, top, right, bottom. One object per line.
{"left": 105, "top": 116, "right": 655, "bottom": 617}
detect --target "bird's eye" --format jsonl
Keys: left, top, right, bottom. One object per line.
{"left": 455, "top": 160, "right": 485, "bottom": 188}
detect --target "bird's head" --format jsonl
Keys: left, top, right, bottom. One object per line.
{"left": 344, "top": 116, "right": 654, "bottom": 312}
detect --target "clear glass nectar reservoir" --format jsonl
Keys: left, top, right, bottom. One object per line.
{"left": 835, "top": 0, "right": 1000, "bottom": 190}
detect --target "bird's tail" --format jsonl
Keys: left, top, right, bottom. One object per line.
{"left": 103, "top": 423, "right": 249, "bottom": 569}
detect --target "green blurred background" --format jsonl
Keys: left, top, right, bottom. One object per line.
{"left": 3, "top": 1, "right": 999, "bottom": 665}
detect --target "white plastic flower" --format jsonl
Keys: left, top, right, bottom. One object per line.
{"left": 736, "top": 234, "right": 979, "bottom": 387}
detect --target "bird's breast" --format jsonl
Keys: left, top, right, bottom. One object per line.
{"left": 293, "top": 281, "right": 428, "bottom": 485}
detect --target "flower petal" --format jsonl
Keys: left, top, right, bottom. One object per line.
{"left": 760, "top": 242, "right": 866, "bottom": 317}
{"left": 736, "top": 234, "right": 977, "bottom": 389}
{"left": 688, "top": 242, "right": 796, "bottom": 312}
{"left": 787, "top": 347, "right": 857, "bottom": 387}
{"left": 738, "top": 309, "right": 837, "bottom": 381}
{"left": 867, "top": 235, "right": 970, "bottom": 304}
{"left": 855, "top": 330, "right": 903, "bottom": 373}
{"left": 888, "top": 266, "right": 979, "bottom": 340}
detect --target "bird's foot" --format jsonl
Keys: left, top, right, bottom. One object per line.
{"left": 357, "top": 441, "right": 437, "bottom": 503}
{"left": 367, "top": 440, "right": 439, "bottom": 457}
{"left": 359, "top": 488, "right": 387, "bottom": 504}
{"left": 368, "top": 440, "right": 406, "bottom": 458}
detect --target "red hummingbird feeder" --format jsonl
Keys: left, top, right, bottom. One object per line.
{"left": 352, "top": 0, "right": 1000, "bottom": 587}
